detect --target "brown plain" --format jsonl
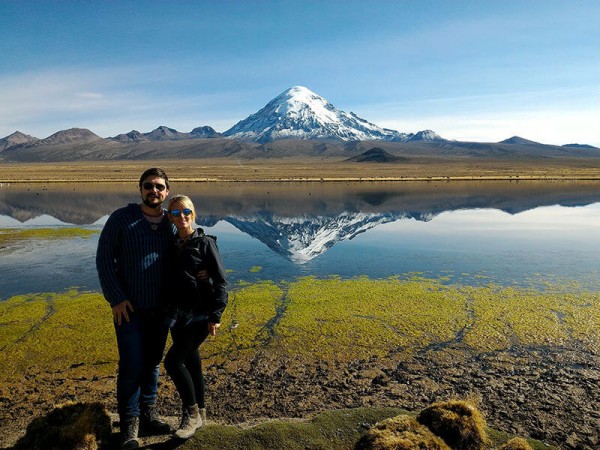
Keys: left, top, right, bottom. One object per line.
{"left": 1, "top": 156, "right": 600, "bottom": 183}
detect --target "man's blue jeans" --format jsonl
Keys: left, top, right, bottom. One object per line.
{"left": 114, "top": 308, "right": 168, "bottom": 420}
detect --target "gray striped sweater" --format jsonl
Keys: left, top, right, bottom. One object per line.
{"left": 96, "top": 203, "right": 176, "bottom": 309}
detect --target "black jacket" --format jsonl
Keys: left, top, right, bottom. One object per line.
{"left": 166, "top": 229, "right": 228, "bottom": 323}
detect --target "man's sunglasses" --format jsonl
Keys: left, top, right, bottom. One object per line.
{"left": 170, "top": 209, "right": 192, "bottom": 217}
{"left": 142, "top": 182, "right": 167, "bottom": 192}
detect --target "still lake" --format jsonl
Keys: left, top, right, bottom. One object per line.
{"left": 0, "top": 180, "right": 599, "bottom": 299}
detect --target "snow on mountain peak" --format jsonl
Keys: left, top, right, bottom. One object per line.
{"left": 271, "top": 86, "right": 340, "bottom": 125}
{"left": 223, "top": 86, "right": 412, "bottom": 143}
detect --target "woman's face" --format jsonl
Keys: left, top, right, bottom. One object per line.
{"left": 169, "top": 201, "right": 194, "bottom": 232}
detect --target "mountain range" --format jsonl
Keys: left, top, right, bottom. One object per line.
{"left": 1, "top": 86, "right": 598, "bottom": 161}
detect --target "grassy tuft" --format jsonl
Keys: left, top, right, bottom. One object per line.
{"left": 498, "top": 437, "right": 535, "bottom": 450}
{"left": 356, "top": 414, "right": 450, "bottom": 449}
{"left": 13, "top": 401, "right": 111, "bottom": 450}
{"left": 416, "top": 400, "right": 488, "bottom": 450}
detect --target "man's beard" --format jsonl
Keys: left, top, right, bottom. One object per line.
{"left": 142, "top": 196, "right": 162, "bottom": 209}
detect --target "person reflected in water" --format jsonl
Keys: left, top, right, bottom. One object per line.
{"left": 96, "top": 168, "right": 174, "bottom": 449}
{"left": 163, "top": 195, "right": 228, "bottom": 440}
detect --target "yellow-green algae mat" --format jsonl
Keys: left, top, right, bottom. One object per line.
{"left": 0, "top": 227, "right": 98, "bottom": 247}
{"left": 1, "top": 277, "right": 598, "bottom": 379}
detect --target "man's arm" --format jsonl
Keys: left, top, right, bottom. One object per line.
{"left": 96, "top": 211, "right": 128, "bottom": 308}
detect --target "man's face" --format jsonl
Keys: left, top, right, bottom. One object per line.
{"left": 140, "top": 176, "right": 169, "bottom": 209}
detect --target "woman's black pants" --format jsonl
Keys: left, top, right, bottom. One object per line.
{"left": 164, "top": 319, "right": 209, "bottom": 408}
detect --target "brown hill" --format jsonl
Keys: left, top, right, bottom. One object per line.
{"left": 1, "top": 128, "right": 600, "bottom": 162}
{"left": 346, "top": 147, "right": 408, "bottom": 163}
{"left": 0, "top": 131, "right": 40, "bottom": 151}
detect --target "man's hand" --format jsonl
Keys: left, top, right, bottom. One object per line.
{"left": 208, "top": 322, "right": 220, "bottom": 336}
{"left": 112, "top": 300, "right": 134, "bottom": 326}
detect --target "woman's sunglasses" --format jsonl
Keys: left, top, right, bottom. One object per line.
{"left": 170, "top": 209, "right": 192, "bottom": 217}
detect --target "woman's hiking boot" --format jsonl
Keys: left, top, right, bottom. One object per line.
{"left": 174, "top": 404, "right": 203, "bottom": 439}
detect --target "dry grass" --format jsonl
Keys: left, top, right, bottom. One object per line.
{"left": 416, "top": 400, "right": 489, "bottom": 450}
{"left": 499, "top": 437, "right": 535, "bottom": 450}
{"left": 1, "top": 157, "right": 600, "bottom": 183}
{"left": 356, "top": 415, "right": 450, "bottom": 449}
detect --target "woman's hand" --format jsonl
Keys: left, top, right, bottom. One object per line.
{"left": 196, "top": 270, "right": 209, "bottom": 280}
{"left": 208, "top": 322, "right": 221, "bottom": 336}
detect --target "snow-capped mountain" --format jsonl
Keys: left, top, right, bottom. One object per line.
{"left": 225, "top": 210, "right": 435, "bottom": 262}
{"left": 223, "top": 86, "right": 416, "bottom": 143}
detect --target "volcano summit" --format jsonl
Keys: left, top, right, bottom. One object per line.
{"left": 223, "top": 86, "right": 437, "bottom": 143}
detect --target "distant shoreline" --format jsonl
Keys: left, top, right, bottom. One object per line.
{"left": 1, "top": 158, "right": 599, "bottom": 183}
{"left": 3, "top": 175, "right": 600, "bottom": 184}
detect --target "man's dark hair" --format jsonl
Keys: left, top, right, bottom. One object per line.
{"left": 139, "top": 167, "right": 170, "bottom": 189}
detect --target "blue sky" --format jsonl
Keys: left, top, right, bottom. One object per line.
{"left": 1, "top": 0, "right": 598, "bottom": 146}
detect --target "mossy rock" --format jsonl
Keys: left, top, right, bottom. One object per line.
{"left": 355, "top": 414, "right": 450, "bottom": 449}
{"left": 13, "top": 401, "right": 111, "bottom": 450}
{"left": 416, "top": 400, "right": 489, "bottom": 450}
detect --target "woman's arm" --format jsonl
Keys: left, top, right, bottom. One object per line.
{"left": 204, "top": 236, "right": 228, "bottom": 323}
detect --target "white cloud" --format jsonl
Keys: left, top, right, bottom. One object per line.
{"left": 379, "top": 108, "right": 600, "bottom": 147}
{"left": 0, "top": 65, "right": 244, "bottom": 138}
{"left": 370, "top": 88, "right": 600, "bottom": 146}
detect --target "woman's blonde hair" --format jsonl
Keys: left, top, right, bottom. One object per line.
{"left": 167, "top": 194, "right": 196, "bottom": 220}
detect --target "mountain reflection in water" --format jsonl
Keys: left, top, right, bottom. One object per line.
{"left": 0, "top": 181, "right": 599, "bottom": 297}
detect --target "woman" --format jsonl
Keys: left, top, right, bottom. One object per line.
{"left": 163, "top": 195, "right": 228, "bottom": 440}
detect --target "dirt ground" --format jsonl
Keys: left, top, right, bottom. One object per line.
{"left": 1, "top": 344, "right": 598, "bottom": 449}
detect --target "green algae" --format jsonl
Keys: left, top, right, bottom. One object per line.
{"left": 0, "top": 228, "right": 98, "bottom": 247}
{"left": 0, "top": 294, "right": 48, "bottom": 352}
{"left": 462, "top": 284, "right": 600, "bottom": 353}
{"left": 205, "top": 281, "right": 282, "bottom": 362}
{"left": 273, "top": 276, "right": 469, "bottom": 361}
{"left": 1, "top": 277, "right": 598, "bottom": 382}
{"left": 0, "top": 290, "right": 116, "bottom": 378}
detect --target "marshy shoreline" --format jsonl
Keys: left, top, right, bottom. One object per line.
{"left": 2, "top": 343, "right": 597, "bottom": 448}
{"left": 1, "top": 279, "right": 598, "bottom": 448}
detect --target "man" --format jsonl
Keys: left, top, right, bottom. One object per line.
{"left": 96, "top": 168, "right": 175, "bottom": 449}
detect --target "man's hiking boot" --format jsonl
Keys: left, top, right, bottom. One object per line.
{"left": 140, "top": 404, "right": 171, "bottom": 435}
{"left": 174, "top": 404, "right": 202, "bottom": 439}
{"left": 121, "top": 417, "right": 139, "bottom": 450}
